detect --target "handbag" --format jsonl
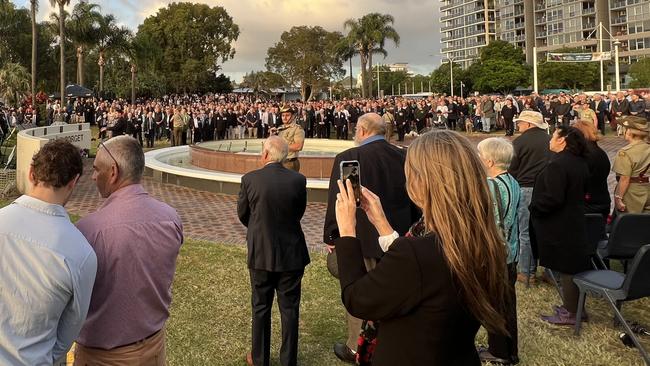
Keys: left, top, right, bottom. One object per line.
{"left": 356, "top": 320, "right": 378, "bottom": 366}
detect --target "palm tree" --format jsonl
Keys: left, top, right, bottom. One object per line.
{"left": 0, "top": 63, "right": 31, "bottom": 107}
{"left": 67, "top": 1, "right": 102, "bottom": 86}
{"left": 49, "top": 0, "right": 71, "bottom": 107}
{"left": 335, "top": 38, "right": 357, "bottom": 95}
{"left": 343, "top": 13, "right": 400, "bottom": 98}
{"left": 96, "top": 14, "right": 132, "bottom": 95}
{"left": 30, "top": 0, "right": 38, "bottom": 109}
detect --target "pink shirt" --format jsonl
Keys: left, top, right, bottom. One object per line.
{"left": 76, "top": 184, "right": 183, "bottom": 349}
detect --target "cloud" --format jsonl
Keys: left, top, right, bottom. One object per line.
{"left": 15, "top": 0, "right": 443, "bottom": 82}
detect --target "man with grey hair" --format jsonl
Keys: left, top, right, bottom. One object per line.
{"left": 323, "top": 113, "right": 419, "bottom": 363}
{"left": 74, "top": 135, "right": 183, "bottom": 365}
{"left": 238, "top": 135, "right": 310, "bottom": 366}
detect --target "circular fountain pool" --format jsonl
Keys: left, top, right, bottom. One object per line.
{"left": 144, "top": 138, "right": 355, "bottom": 202}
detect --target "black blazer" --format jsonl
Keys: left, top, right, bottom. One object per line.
{"left": 530, "top": 150, "right": 591, "bottom": 274}
{"left": 336, "top": 235, "right": 481, "bottom": 366}
{"left": 238, "top": 163, "right": 310, "bottom": 272}
{"left": 323, "top": 138, "right": 419, "bottom": 259}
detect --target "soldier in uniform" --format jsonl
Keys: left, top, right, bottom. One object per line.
{"left": 395, "top": 102, "right": 408, "bottom": 141}
{"left": 383, "top": 105, "right": 395, "bottom": 141}
{"left": 612, "top": 116, "right": 650, "bottom": 214}
{"left": 273, "top": 106, "right": 305, "bottom": 172}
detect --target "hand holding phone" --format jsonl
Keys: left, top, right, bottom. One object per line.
{"left": 340, "top": 160, "right": 361, "bottom": 207}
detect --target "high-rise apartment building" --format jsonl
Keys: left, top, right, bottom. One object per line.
{"left": 441, "top": 0, "right": 650, "bottom": 73}
{"left": 440, "top": 0, "right": 497, "bottom": 69}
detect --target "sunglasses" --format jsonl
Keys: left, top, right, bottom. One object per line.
{"left": 98, "top": 141, "right": 119, "bottom": 172}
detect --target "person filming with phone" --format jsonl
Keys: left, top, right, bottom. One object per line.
{"left": 334, "top": 130, "right": 511, "bottom": 365}
{"left": 323, "top": 112, "right": 419, "bottom": 363}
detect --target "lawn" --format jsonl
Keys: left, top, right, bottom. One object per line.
{"left": 167, "top": 240, "right": 650, "bottom": 366}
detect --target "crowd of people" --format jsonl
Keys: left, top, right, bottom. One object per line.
{"left": 0, "top": 88, "right": 649, "bottom": 366}
{"left": 2, "top": 88, "right": 648, "bottom": 148}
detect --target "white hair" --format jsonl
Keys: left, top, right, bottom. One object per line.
{"left": 477, "top": 137, "right": 514, "bottom": 170}
{"left": 263, "top": 136, "right": 288, "bottom": 163}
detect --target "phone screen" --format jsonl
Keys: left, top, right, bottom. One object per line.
{"left": 340, "top": 160, "right": 361, "bottom": 206}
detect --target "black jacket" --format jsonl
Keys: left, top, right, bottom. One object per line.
{"left": 509, "top": 128, "right": 551, "bottom": 187}
{"left": 584, "top": 141, "right": 611, "bottom": 215}
{"left": 237, "top": 163, "right": 310, "bottom": 272}
{"left": 323, "top": 138, "right": 419, "bottom": 259}
{"left": 530, "top": 151, "right": 591, "bottom": 274}
{"left": 336, "top": 235, "right": 481, "bottom": 366}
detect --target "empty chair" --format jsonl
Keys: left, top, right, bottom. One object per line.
{"left": 597, "top": 213, "right": 650, "bottom": 270}
{"left": 573, "top": 244, "right": 650, "bottom": 365}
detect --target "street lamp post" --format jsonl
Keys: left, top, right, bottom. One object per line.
{"left": 614, "top": 39, "right": 621, "bottom": 92}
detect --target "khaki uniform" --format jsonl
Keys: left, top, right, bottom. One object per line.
{"left": 612, "top": 140, "right": 650, "bottom": 213}
{"left": 578, "top": 108, "right": 597, "bottom": 126}
{"left": 278, "top": 122, "right": 305, "bottom": 172}
{"left": 383, "top": 111, "right": 395, "bottom": 141}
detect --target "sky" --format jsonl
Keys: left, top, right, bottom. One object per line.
{"left": 14, "top": 0, "right": 443, "bottom": 83}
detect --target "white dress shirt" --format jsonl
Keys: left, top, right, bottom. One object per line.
{"left": 0, "top": 195, "right": 97, "bottom": 365}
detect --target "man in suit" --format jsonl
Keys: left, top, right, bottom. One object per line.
{"left": 238, "top": 136, "right": 310, "bottom": 366}
{"left": 590, "top": 93, "right": 608, "bottom": 135}
{"left": 323, "top": 112, "right": 419, "bottom": 363}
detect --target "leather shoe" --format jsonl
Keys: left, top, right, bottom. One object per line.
{"left": 333, "top": 342, "right": 356, "bottom": 364}
{"left": 245, "top": 352, "right": 254, "bottom": 366}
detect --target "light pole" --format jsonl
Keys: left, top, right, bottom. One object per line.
{"left": 614, "top": 39, "right": 621, "bottom": 92}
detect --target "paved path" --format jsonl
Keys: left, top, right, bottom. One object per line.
{"left": 66, "top": 135, "right": 627, "bottom": 253}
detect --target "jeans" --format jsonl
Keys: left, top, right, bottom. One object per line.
{"left": 483, "top": 117, "right": 492, "bottom": 132}
{"left": 517, "top": 187, "right": 536, "bottom": 276}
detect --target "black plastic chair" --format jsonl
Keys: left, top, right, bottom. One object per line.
{"left": 573, "top": 244, "right": 650, "bottom": 364}
{"left": 597, "top": 213, "right": 650, "bottom": 271}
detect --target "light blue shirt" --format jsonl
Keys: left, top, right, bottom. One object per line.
{"left": 0, "top": 195, "right": 97, "bottom": 365}
{"left": 361, "top": 134, "right": 385, "bottom": 146}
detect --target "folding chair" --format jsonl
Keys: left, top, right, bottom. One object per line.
{"left": 597, "top": 214, "right": 650, "bottom": 271}
{"left": 573, "top": 244, "right": 650, "bottom": 365}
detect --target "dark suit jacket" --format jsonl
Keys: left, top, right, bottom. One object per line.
{"left": 530, "top": 150, "right": 591, "bottom": 274}
{"left": 238, "top": 162, "right": 310, "bottom": 272}
{"left": 323, "top": 138, "right": 419, "bottom": 259}
{"left": 336, "top": 235, "right": 481, "bottom": 366}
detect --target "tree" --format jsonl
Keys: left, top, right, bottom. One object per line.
{"left": 478, "top": 40, "right": 526, "bottom": 64}
{"left": 430, "top": 62, "right": 463, "bottom": 95}
{"left": 266, "top": 26, "right": 345, "bottom": 101}
{"left": 344, "top": 13, "right": 400, "bottom": 98}
{"left": 67, "top": 1, "right": 102, "bottom": 86}
{"left": 136, "top": 2, "right": 239, "bottom": 93}
{"left": 96, "top": 14, "right": 132, "bottom": 95}
{"left": 335, "top": 38, "right": 357, "bottom": 93}
{"left": 241, "top": 70, "right": 286, "bottom": 96}
{"left": 628, "top": 58, "right": 650, "bottom": 88}
{"left": 538, "top": 48, "right": 599, "bottom": 90}
{"left": 0, "top": 0, "right": 32, "bottom": 68}
{"left": 49, "top": 0, "right": 71, "bottom": 107}
{"left": 0, "top": 63, "right": 31, "bottom": 106}
{"left": 30, "top": 0, "right": 37, "bottom": 109}
{"left": 473, "top": 60, "right": 530, "bottom": 94}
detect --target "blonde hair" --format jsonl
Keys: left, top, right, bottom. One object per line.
{"left": 405, "top": 130, "right": 509, "bottom": 335}
{"left": 573, "top": 119, "right": 601, "bottom": 142}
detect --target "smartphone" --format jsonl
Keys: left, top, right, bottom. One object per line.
{"left": 340, "top": 160, "right": 361, "bottom": 207}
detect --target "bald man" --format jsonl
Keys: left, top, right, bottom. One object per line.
{"left": 238, "top": 136, "right": 310, "bottom": 366}
{"left": 323, "top": 113, "right": 419, "bottom": 363}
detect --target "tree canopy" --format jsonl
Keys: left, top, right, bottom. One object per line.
{"left": 134, "top": 2, "right": 239, "bottom": 93}
{"left": 266, "top": 25, "right": 345, "bottom": 101}
{"left": 628, "top": 58, "right": 650, "bottom": 88}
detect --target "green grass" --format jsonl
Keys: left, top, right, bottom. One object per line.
{"left": 168, "top": 240, "right": 650, "bottom": 366}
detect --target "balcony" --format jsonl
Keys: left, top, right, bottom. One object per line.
{"left": 583, "top": 22, "right": 596, "bottom": 29}
{"left": 611, "top": 16, "right": 627, "bottom": 25}
{"left": 610, "top": 0, "right": 627, "bottom": 8}
{"left": 536, "top": 31, "right": 548, "bottom": 38}
{"left": 515, "top": 21, "right": 525, "bottom": 28}
{"left": 582, "top": 7, "right": 595, "bottom": 15}
{"left": 514, "top": 34, "right": 526, "bottom": 41}
{"left": 535, "top": 16, "right": 546, "bottom": 24}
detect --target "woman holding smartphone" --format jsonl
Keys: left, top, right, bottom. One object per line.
{"left": 334, "top": 130, "right": 510, "bottom": 366}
